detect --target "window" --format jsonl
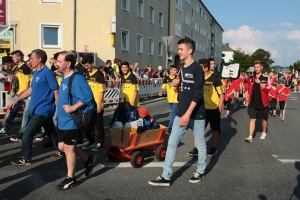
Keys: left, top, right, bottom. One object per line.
{"left": 41, "top": 24, "right": 62, "bottom": 49}
{"left": 149, "top": 5, "right": 155, "bottom": 24}
{"left": 148, "top": 38, "right": 154, "bottom": 55}
{"left": 191, "top": 29, "right": 194, "bottom": 38}
{"left": 184, "top": 13, "right": 190, "bottom": 26}
{"left": 122, "top": 0, "right": 130, "bottom": 12}
{"left": 136, "top": 34, "right": 143, "bottom": 53}
{"left": 159, "top": 12, "right": 163, "bottom": 28}
{"left": 195, "top": 22, "right": 199, "bottom": 32}
{"left": 158, "top": 42, "right": 163, "bottom": 57}
{"left": 191, "top": 9, "right": 194, "bottom": 21}
{"left": 186, "top": 0, "right": 191, "bottom": 5}
{"left": 175, "top": 19, "right": 181, "bottom": 37}
{"left": 175, "top": 0, "right": 182, "bottom": 12}
{"left": 204, "top": 12, "right": 207, "bottom": 21}
{"left": 196, "top": 3, "right": 199, "bottom": 13}
{"left": 194, "top": 40, "right": 198, "bottom": 51}
{"left": 121, "top": 29, "right": 129, "bottom": 51}
{"left": 137, "top": 0, "right": 144, "bottom": 18}
{"left": 199, "top": 24, "right": 202, "bottom": 35}
{"left": 40, "top": 0, "right": 62, "bottom": 3}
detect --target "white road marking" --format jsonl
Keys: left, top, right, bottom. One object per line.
{"left": 277, "top": 159, "right": 300, "bottom": 164}
{"left": 100, "top": 162, "right": 196, "bottom": 168}
{"left": 272, "top": 155, "right": 279, "bottom": 158}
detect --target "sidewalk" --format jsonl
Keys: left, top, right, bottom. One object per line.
{"left": 104, "top": 96, "right": 166, "bottom": 113}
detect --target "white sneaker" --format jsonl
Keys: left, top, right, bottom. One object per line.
{"left": 245, "top": 136, "right": 253, "bottom": 143}
{"left": 0, "top": 128, "right": 5, "bottom": 133}
{"left": 260, "top": 133, "right": 267, "bottom": 140}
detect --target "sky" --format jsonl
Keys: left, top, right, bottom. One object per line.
{"left": 202, "top": 0, "right": 300, "bottom": 67}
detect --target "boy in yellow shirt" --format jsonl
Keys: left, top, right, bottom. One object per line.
{"left": 158, "top": 65, "right": 178, "bottom": 134}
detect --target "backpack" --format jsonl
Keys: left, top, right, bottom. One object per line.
{"left": 109, "top": 101, "right": 138, "bottom": 127}
{"left": 68, "top": 72, "right": 97, "bottom": 133}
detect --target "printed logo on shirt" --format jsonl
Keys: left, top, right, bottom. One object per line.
{"left": 36, "top": 77, "right": 40, "bottom": 82}
{"left": 63, "top": 84, "right": 68, "bottom": 91}
{"left": 184, "top": 73, "right": 193, "bottom": 79}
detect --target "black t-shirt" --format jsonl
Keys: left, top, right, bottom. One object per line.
{"left": 249, "top": 75, "right": 264, "bottom": 109}
{"left": 177, "top": 61, "right": 206, "bottom": 120}
{"left": 75, "top": 63, "right": 86, "bottom": 74}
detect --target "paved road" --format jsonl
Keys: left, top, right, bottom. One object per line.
{"left": 0, "top": 94, "right": 300, "bottom": 199}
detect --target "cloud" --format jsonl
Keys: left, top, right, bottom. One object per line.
{"left": 223, "top": 25, "right": 300, "bottom": 66}
{"left": 279, "top": 22, "right": 293, "bottom": 28}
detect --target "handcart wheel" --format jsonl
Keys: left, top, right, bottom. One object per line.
{"left": 155, "top": 146, "right": 167, "bottom": 161}
{"left": 130, "top": 151, "right": 144, "bottom": 168}
{"left": 107, "top": 146, "right": 121, "bottom": 161}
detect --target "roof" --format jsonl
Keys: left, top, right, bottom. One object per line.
{"left": 222, "top": 43, "right": 234, "bottom": 51}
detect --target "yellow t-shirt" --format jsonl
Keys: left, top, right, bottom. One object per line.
{"left": 14, "top": 62, "right": 31, "bottom": 95}
{"left": 121, "top": 72, "right": 140, "bottom": 107}
{"left": 85, "top": 69, "right": 106, "bottom": 110}
{"left": 112, "top": 63, "right": 120, "bottom": 73}
{"left": 161, "top": 75, "right": 178, "bottom": 103}
{"left": 204, "top": 71, "right": 225, "bottom": 110}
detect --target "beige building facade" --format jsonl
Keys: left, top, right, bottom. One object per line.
{"left": 8, "top": 0, "right": 221, "bottom": 69}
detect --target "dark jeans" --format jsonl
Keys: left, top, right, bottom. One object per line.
{"left": 4, "top": 100, "right": 25, "bottom": 134}
{"left": 21, "top": 114, "right": 58, "bottom": 161}
{"left": 96, "top": 110, "right": 105, "bottom": 142}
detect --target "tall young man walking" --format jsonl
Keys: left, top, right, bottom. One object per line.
{"left": 148, "top": 38, "right": 206, "bottom": 186}
{"left": 245, "top": 60, "right": 271, "bottom": 142}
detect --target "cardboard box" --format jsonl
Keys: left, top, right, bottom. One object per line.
{"left": 109, "top": 125, "right": 166, "bottom": 149}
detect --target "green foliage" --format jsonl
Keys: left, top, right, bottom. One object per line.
{"left": 250, "top": 48, "right": 274, "bottom": 72}
{"left": 289, "top": 61, "right": 300, "bottom": 72}
{"left": 232, "top": 48, "right": 251, "bottom": 72}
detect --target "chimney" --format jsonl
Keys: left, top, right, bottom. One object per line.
{"left": 226, "top": 43, "right": 229, "bottom": 47}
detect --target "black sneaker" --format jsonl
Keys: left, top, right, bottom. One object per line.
{"left": 56, "top": 177, "right": 77, "bottom": 190}
{"left": 207, "top": 147, "right": 217, "bottom": 156}
{"left": 51, "top": 151, "right": 65, "bottom": 158}
{"left": 189, "top": 172, "right": 205, "bottom": 183}
{"left": 148, "top": 176, "right": 170, "bottom": 186}
{"left": 42, "top": 140, "right": 53, "bottom": 148}
{"left": 84, "top": 155, "right": 97, "bottom": 176}
{"left": 81, "top": 141, "right": 97, "bottom": 150}
{"left": 10, "top": 132, "right": 23, "bottom": 142}
{"left": 187, "top": 148, "right": 198, "bottom": 157}
{"left": 11, "top": 157, "right": 31, "bottom": 166}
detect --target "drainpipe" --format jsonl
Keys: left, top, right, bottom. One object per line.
{"left": 73, "top": 0, "right": 77, "bottom": 50}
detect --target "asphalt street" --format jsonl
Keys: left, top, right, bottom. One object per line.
{"left": 0, "top": 94, "right": 300, "bottom": 200}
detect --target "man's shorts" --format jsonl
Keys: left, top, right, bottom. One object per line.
{"left": 58, "top": 129, "right": 83, "bottom": 145}
{"left": 205, "top": 108, "right": 221, "bottom": 131}
{"left": 247, "top": 106, "right": 269, "bottom": 120}
{"left": 234, "top": 90, "right": 240, "bottom": 93}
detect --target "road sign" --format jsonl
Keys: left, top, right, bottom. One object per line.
{"left": 0, "top": 0, "right": 10, "bottom": 36}
{"left": 161, "top": 36, "right": 172, "bottom": 46}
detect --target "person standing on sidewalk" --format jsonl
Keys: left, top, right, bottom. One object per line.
{"left": 148, "top": 38, "right": 206, "bottom": 186}
{"left": 55, "top": 51, "right": 96, "bottom": 190}
{"left": 81, "top": 55, "right": 106, "bottom": 151}
{"left": 158, "top": 65, "right": 178, "bottom": 134}
{"left": 10, "top": 49, "right": 59, "bottom": 165}
{"left": 245, "top": 60, "right": 271, "bottom": 143}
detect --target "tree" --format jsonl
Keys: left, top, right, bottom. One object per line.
{"left": 288, "top": 60, "right": 300, "bottom": 72}
{"left": 250, "top": 48, "right": 274, "bottom": 72}
{"left": 231, "top": 48, "right": 252, "bottom": 73}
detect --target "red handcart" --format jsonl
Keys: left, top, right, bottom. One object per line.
{"left": 97, "top": 125, "right": 167, "bottom": 168}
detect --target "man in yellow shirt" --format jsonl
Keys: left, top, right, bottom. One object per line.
{"left": 0, "top": 50, "right": 30, "bottom": 136}
{"left": 187, "top": 58, "right": 224, "bottom": 157}
{"left": 120, "top": 61, "right": 139, "bottom": 107}
{"left": 81, "top": 56, "right": 106, "bottom": 151}
{"left": 112, "top": 58, "right": 121, "bottom": 78}
{"left": 159, "top": 65, "right": 178, "bottom": 134}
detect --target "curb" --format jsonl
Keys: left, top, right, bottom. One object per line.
{"left": 104, "top": 96, "right": 167, "bottom": 113}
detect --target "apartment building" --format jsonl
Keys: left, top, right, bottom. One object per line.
{"left": 8, "top": 0, "right": 221, "bottom": 69}
{"left": 169, "top": 0, "right": 223, "bottom": 68}
{"left": 9, "top": 0, "right": 168, "bottom": 68}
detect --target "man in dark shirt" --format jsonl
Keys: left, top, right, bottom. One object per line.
{"left": 245, "top": 60, "right": 271, "bottom": 143}
{"left": 148, "top": 38, "right": 206, "bottom": 186}
{"left": 69, "top": 50, "right": 86, "bottom": 74}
